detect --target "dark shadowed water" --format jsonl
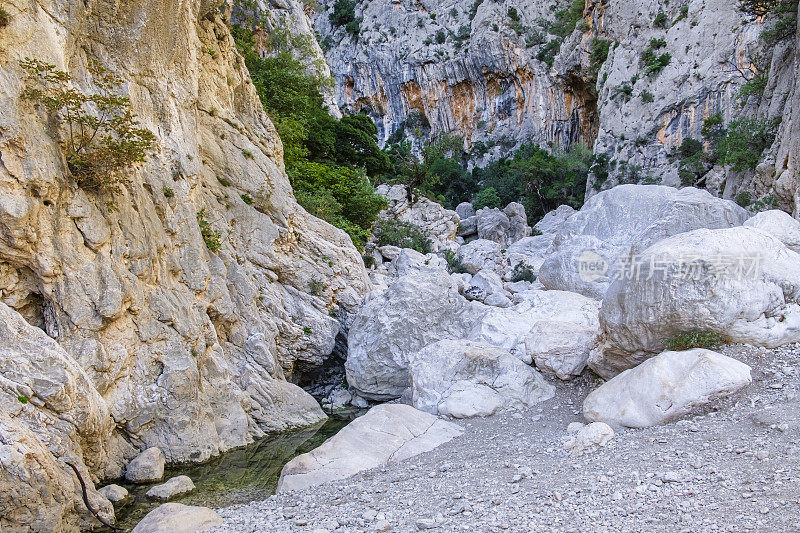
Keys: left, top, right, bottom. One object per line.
{"left": 102, "top": 412, "right": 356, "bottom": 531}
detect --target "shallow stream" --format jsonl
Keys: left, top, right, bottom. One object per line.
{"left": 103, "top": 411, "right": 357, "bottom": 531}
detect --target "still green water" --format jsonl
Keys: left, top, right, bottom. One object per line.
{"left": 104, "top": 413, "right": 355, "bottom": 531}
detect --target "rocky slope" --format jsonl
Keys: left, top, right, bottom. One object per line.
{"left": 0, "top": 0, "right": 369, "bottom": 528}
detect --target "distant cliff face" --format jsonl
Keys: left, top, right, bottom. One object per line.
{"left": 0, "top": 0, "right": 368, "bottom": 486}
{"left": 312, "top": 0, "right": 797, "bottom": 213}
{"left": 314, "top": 0, "right": 600, "bottom": 159}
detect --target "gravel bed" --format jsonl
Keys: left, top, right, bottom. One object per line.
{"left": 210, "top": 343, "right": 800, "bottom": 532}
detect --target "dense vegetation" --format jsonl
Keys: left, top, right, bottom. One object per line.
{"left": 678, "top": 113, "right": 779, "bottom": 186}
{"left": 473, "top": 143, "right": 593, "bottom": 223}
{"left": 233, "top": 25, "right": 388, "bottom": 250}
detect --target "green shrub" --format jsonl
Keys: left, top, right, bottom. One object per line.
{"left": 735, "top": 191, "right": 753, "bottom": 207}
{"left": 19, "top": 58, "right": 155, "bottom": 190}
{"left": 218, "top": 176, "right": 231, "bottom": 186}
{"left": 653, "top": 12, "right": 669, "bottom": 28}
{"left": 510, "top": 262, "right": 536, "bottom": 283}
{"left": 473, "top": 187, "right": 502, "bottom": 210}
{"left": 241, "top": 193, "right": 253, "bottom": 204}
{"left": 17, "top": 395, "right": 28, "bottom": 404}
{"left": 163, "top": 186, "right": 174, "bottom": 198}
{"left": 507, "top": 7, "right": 520, "bottom": 22}
{"left": 443, "top": 249, "right": 469, "bottom": 274}
{"left": 242, "top": 149, "right": 254, "bottom": 159}
{"left": 362, "top": 254, "right": 375, "bottom": 268}
{"left": 330, "top": 0, "right": 356, "bottom": 26}
{"left": 309, "top": 278, "right": 325, "bottom": 296}
{"left": 197, "top": 210, "right": 222, "bottom": 252}
{"left": 536, "top": 39, "right": 562, "bottom": 67}
{"left": 588, "top": 38, "right": 612, "bottom": 83}
{"left": 0, "top": 7, "right": 10, "bottom": 28}
{"left": 641, "top": 90, "right": 655, "bottom": 102}
{"left": 716, "top": 117, "right": 779, "bottom": 172}
{"left": 436, "top": 29, "right": 446, "bottom": 44}
{"left": 644, "top": 52, "right": 671, "bottom": 76}
{"left": 291, "top": 161, "right": 386, "bottom": 251}
{"left": 738, "top": 72, "right": 769, "bottom": 103}
{"left": 666, "top": 331, "right": 727, "bottom": 351}
{"left": 373, "top": 219, "right": 431, "bottom": 254}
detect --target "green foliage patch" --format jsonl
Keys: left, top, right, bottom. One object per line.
{"left": 666, "top": 331, "right": 727, "bottom": 351}
{"left": 373, "top": 219, "right": 432, "bottom": 254}
{"left": 19, "top": 58, "right": 155, "bottom": 191}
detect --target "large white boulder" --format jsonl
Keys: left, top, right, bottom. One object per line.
{"left": 476, "top": 207, "right": 511, "bottom": 244}
{"left": 468, "top": 290, "right": 600, "bottom": 371}
{"left": 591, "top": 226, "right": 800, "bottom": 377}
{"left": 584, "top": 349, "right": 752, "bottom": 428}
{"left": 534, "top": 205, "right": 576, "bottom": 235}
{"left": 538, "top": 185, "right": 749, "bottom": 298}
{"left": 131, "top": 503, "right": 223, "bottom": 533}
{"left": 345, "top": 269, "right": 485, "bottom": 399}
{"left": 456, "top": 239, "right": 504, "bottom": 275}
{"left": 503, "top": 234, "right": 555, "bottom": 279}
{"left": 277, "top": 404, "right": 462, "bottom": 492}
{"left": 146, "top": 475, "right": 195, "bottom": 501}
{"left": 744, "top": 210, "right": 800, "bottom": 253}
{"left": 408, "top": 340, "right": 555, "bottom": 418}
{"left": 125, "top": 447, "right": 166, "bottom": 483}
{"left": 504, "top": 202, "right": 531, "bottom": 244}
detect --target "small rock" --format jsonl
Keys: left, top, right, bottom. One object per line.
{"left": 131, "top": 503, "right": 223, "bottom": 533}
{"left": 125, "top": 447, "right": 166, "bottom": 483}
{"left": 98, "top": 484, "right": 128, "bottom": 503}
{"left": 146, "top": 475, "right": 195, "bottom": 501}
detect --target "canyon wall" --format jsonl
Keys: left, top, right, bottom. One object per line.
{"left": 0, "top": 0, "right": 368, "bottom": 527}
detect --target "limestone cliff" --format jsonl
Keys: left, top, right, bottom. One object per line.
{"left": 310, "top": 0, "right": 797, "bottom": 212}
{"left": 0, "top": 0, "right": 370, "bottom": 526}
{"left": 314, "top": 0, "right": 601, "bottom": 159}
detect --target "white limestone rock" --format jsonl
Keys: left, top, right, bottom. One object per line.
{"left": 345, "top": 269, "right": 485, "bottom": 399}
{"left": 591, "top": 226, "right": 800, "bottom": 377}
{"left": 584, "top": 349, "right": 752, "bottom": 428}
{"left": 99, "top": 484, "right": 129, "bottom": 503}
{"left": 277, "top": 404, "right": 462, "bottom": 492}
{"left": 146, "top": 475, "right": 196, "bottom": 501}
{"left": 376, "top": 184, "right": 460, "bottom": 248}
{"left": 131, "top": 503, "right": 223, "bottom": 533}
{"left": 0, "top": 303, "right": 115, "bottom": 530}
{"left": 468, "top": 290, "right": 600, "bottom": 365}
{"left": 744, "top": 210, "right": 800, "bottom": 253}
{"left": 534, "top": 205, "right": 576, "bottom": 235}
{"left": 408, "top": 340, "right": 554, "bottom": 418}
{"left": 538, "top": 185, "right": 749, "bottom": 299}
{"left": 456, "top": 239, "right": 504, "bottom": 275}
{"left": 564, "top": 422, "right": 615, "bottom": 455}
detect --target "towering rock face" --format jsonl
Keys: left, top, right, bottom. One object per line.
{"left": 0, "top": 0, "right": 369, "bottom": 480}
{"left": 766, "top": 6, "right": 800, "bottom": 217}
{"left": 315, "top": 0, "right": 600, "bottom": 157}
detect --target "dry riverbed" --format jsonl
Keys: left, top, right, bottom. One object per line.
{"left": 211, "top": 343, "right": 800, "bottom": 532}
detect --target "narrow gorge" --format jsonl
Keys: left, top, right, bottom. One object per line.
{"left": 0, "top": 0, "right": 799, "bottom": 531}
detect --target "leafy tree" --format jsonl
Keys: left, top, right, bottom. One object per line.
{"left": 19, "top": 58, "right": 155, "bottom": 190}
{"left": 290, "top": 161, "right": 386, "bottom": 250}
{"left": 334, "top": 114, "right": 391, "bottom": 177}
{"left": 716, "top": 117, "right": 779, "bottom": 172}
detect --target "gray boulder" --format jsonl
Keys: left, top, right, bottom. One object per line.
{"left": 277, "top": 404, "right": 462, "bottom": 492}
{"left": 538, "top": 185, "right": 749, "bottom": 299}
{"left": 131, "top": 503, "right": 223, "bottom": 533}
{"left": 125, "top": 447, "right": 165, "bottom": 483}
{"left": 146, "top": 475, "right": 195, "bottom": 501}
{"left": 456, "top": 202, "right": 475, "bottom": 219}
{"left": 98, "top": 484, "right": 129, "bottom": 503}
{"left": 534, "top": 205, "right": 576, "bottom": 235}
{"left": 591, "top": 226, "right": 800, "bottom": 377}
{"left": 345, "top": 269, "right": 485, "bottom": 399}
{"left": 476, "top": 207, "right": 511, "bottom": 244}
{"left": 504, "top": 202, "right": 531, "bottom": 244}
{"left": 584, "top": 349, "right": 752, "bottom": 428}
{"left": 408, "top": 340, "right": 554, "bottom": 418}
